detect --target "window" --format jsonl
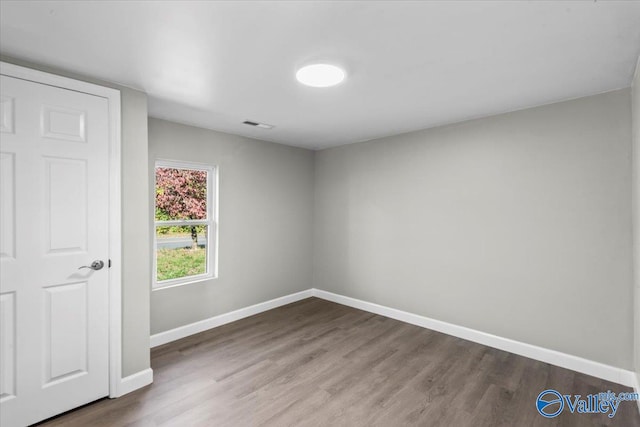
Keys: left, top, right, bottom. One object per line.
{"left": 153, "top": 160, "right": 217, "bottom": 288}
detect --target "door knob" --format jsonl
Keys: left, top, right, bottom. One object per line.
{"left": 78, "top": 260, "right": 104, "bottom": 271}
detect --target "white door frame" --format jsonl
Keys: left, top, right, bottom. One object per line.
{"left": 0, "top": 61, "right": 123, "bottom": 398}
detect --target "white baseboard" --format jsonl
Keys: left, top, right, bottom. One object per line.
{"left": 311, "top": 289, "right": 636, "bottom": 388}
{"left": 150, "top": 289, "right": 314, "bottom": 348}
{"left": 114, "top": 368, "right": 153, "bottom": 397}
{"left": 633, "top": 372, "right": 640, "bottom": 414}
{"left": 147, "top": 286, "right": 635, "bottom": 388}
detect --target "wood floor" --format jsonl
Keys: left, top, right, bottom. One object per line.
{"left": 38, "top": 297, "right": 639, "bottom": 427}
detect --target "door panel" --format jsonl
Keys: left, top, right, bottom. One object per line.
{"left": 43, "top": 282, "right": 88, "bottom": 384}
{"left": 0, "top": 96, "right": 14, "bottom": 134}
{"left": 45, "top": 157, "right": 88, "bottom": 253}
{"left": 0, "top": 74, "right": 110, "bottom": 427}
{"left": 0, "top": 291, "right": 16, "bottom": 400}
{"left": 0, "top": 152, "right": 15, "bottom": 258}
{"left": 41, "top": 104, "right": 86, "bottom": 143}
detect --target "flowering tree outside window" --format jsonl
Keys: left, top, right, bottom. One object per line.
{"left": 155, "top": 167, "right": 207, "bottom": 248}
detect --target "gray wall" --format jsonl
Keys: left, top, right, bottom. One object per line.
{"left": 119, "top": 90, "right": 151, "bottom": 377}
{"left": 148, "top": 119, "right": 314, "bottom": 334}
{"left": 633, "top": 62, "right": 640, "bottom": 384}
{"left": 314, "top": 89, "right": 633, "bottom": 369}
{"left": 0, "top": 56, "right": 151, "bottom": 378}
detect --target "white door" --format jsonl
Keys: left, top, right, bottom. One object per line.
{"left": 0, "top": 74, "right": 110, "bottom": 427}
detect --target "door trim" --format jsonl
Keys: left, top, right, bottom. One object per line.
{"left": 0, "top": 61, "right": 124, "bottom": 398}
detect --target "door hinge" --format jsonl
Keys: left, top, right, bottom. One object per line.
{"left": 108, "top": 259, "right": 112, "bottom": 268}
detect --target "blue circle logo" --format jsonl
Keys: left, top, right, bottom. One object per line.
{"left": 536, "top": 389, "right": 564, "bottom": 418}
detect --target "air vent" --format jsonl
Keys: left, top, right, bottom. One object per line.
{"left": 242, "top": 120, "right": 274, "bottom": 130}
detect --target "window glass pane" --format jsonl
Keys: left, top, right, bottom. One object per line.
{"left": 155, "top": 167, "right": 207, "bottom": 221}
{"left": 156, "top": 225, "right": 208, "bottom": 282}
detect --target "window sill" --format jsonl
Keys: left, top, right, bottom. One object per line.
{"left": 152, "top": 274, "right": 217, "bottom": 291}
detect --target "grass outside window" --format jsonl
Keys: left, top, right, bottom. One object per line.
{"left": 156, "top": 247, "right": 206, "bottom": 281}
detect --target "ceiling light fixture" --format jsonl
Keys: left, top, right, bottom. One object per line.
{"left": 296, "top": 63, "right": 346, "bottom": 87}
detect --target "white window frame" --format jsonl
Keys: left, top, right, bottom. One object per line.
{"left": 153, "top": 159, "right": 218, "bottom": 289}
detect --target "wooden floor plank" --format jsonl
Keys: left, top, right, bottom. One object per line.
{"left": 37, "top": 298, "right": 640, "bottom": 426}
